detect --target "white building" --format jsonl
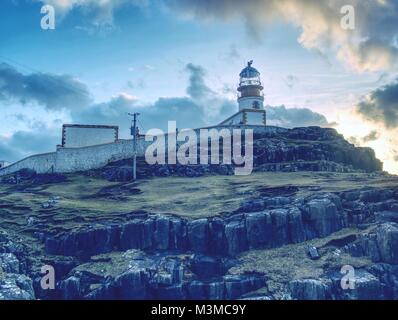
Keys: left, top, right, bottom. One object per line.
{"left": 219, "top": 60, "right": 266, "bottom": 126}
{"left": 61, "top": 124, "right": 119, "bottom": 148}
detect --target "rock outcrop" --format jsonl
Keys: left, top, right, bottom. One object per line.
{"left": 92, "top": 126, "right": 383, "bottom": 182}
{"left": 45, "top": 187, "right": 398, "bottom": 259}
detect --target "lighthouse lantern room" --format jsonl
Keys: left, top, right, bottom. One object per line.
{"left": 219, "top": 60, "right": 266, "bottom": 126}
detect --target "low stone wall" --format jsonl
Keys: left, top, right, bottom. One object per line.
{"left": 0, "top": 125, "right": 281, "bottom": 176}
{"left": 0, "top": 152, "right": 57, "bottom": 176}
{"left": 54, "top": 139, "right": 149, "bottom": 173}
{"left": 0, "top": 139, "right": 149, "bottom": 176}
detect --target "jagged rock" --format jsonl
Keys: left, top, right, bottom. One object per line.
{"left": 346, "top": 223, "right": 398, "bottom": 265}
{"left": 287, "top": 207, "right": 306, "bottom": 243}
{"left": 240, "top": 199, "right": 265, "bottom": 213}
{"left": 154, "top": 217, "right": 171, "bottom": 250}
{"left": 289, "top": 279, "right": 331, "bottom": 300}
{"left": 245, "top": 211, "right": 273, "bottom": 249}
{"left": 224, "top": 275, "right": 265, "bottom": 299}
{"left": 0, "top": 253, "right": 19, "bottom": 274}
{"left": 187, "top": 219, "right": 209, "bottom": 253}
{"left": 303, "top": 197, "right": 341, "bottom": 238}
{"left": 191, "top": 254, "right": 225, "bottom": 278}
{"left": 114, "top": 269, "right": 148, "bottom": 299}
{"left": 225, "top": 220, "right": 248, "bottom": 256}
{"left": 58, "top": 276, "right": 81, "bottom": 300}
{"left": 208, "top": 218, "right": 227, "bottom": 255}
{"left": 366, "top": 263, "right": 398, "bottom": 299}
{"left": 0, "top": 273, "right": 35, "bottom": 300}
{"left": 120, "top": 220, "right": 146, "bottom": 250}
{"left": 329, "top": 270, "right": 383, "bottom": 300}
{"left": 376, "top": 223, "right": 398, "bottom": 264}
{"left": 270, "top": 209, "right": 289, "bottom": 246}
{"left": 169, "top": 217, "right": 187, "bottom": 250}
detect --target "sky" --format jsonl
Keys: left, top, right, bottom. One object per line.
{"left": 1, "top": 0, "right": 398, "bottom": 173}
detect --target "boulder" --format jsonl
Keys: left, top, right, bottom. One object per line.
{"left": 307, "top": 246, "right": 320, "bottom": 260}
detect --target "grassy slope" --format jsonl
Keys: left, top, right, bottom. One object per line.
{"left": 0, "top": 172, "right": 397, "bottom": 235}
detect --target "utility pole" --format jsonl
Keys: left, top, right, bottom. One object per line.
{"left": 128, "top": 112, "right": 140, "bottom": 180}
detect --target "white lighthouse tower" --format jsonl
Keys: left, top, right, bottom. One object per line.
{"left": 219, "top": 60, "right": 266, "bottom": 126}
{"left": 238, "top": 60, "right": 264, "bottom": 111}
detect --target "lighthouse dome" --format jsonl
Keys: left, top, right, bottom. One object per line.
{"left": 239, "top": 63, "right": 260, "bottom": 78}
{"left": 239, "top": 60, "right": 262, "bottom": 87}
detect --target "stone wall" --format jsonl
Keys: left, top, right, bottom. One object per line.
{"left": 0, "top": 152, "right": 57, "bottom": 175}
{"left": 0, "top": 125, "right": 284, "bottom": 176}
{"left": 0, "top": 139, "right": 148, "bottom": 176}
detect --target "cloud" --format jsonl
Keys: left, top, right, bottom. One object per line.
{"left": 1, "top": 62, "right": 332, "bottom": 162}
{"left": 0, "top": 125, "right": 60, "bottom": 162}
{"left": 73, "top": 64, "right": 220, "bottom": 133}
{"left": 362, "top": 130, "right": 379, "bottom": 143}
{"left": 185, "top": 63, "right": 215, "bottom": 101}
{"left": 356, "top": 79, "right": 398, "bottom": 128}
{"left": 167, "top": 0, "right": 398, "bottom": 72}
{"left": 0, "top": 63, "right": 91, "bottom": 110}
{"left": 72, "top": 63, "right": 331, "bottom": 133}
{"left": 38, "top": 0, "right": 149, "bottom": 25}
{"left": 266, "top": 105, "right": 332, "bottom": 128}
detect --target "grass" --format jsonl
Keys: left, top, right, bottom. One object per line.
{"left": 0, "top": 171, "right": 397, "bottom": 235}
{"left": 229, "top": 227, "right": 374, "bottom": 297}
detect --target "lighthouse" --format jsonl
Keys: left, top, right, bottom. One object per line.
{"left": 219, "top": 60, "right": 266, "bottom": 126}
{"left": 238, "top": 60, "right": 264, "bottom": 111}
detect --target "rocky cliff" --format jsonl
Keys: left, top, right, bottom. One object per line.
{"left": 96, "top": 126, "right": 382, "bottom": 182}
{"left": 0, "top": 126, "right": 396, "bottom": 301}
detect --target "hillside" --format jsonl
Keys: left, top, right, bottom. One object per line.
{"left": 0, "top": 126, "right": 397, "bottom": 300}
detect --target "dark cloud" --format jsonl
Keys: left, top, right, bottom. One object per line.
{"left": 74, "top": 95, "right": 208, "bottom": 136}
{"left": 185, "top": 63, "right": 215, "bottom": 100}
{"left": 0, "top": 63, "right": 91, "bottom": 110}
{"left": 72, "top": 63, "right": 218, "bottom": 134}
{"left": 362, "top": 130, "right": 379, "bottom": 143}
{"left": 0, "top": 126, "right": 60, "bottom": 162}
{"left": 356, "top": 80, "right": 398, "bottom": 128}
{"left": 266, "top": 105, "right": 331, "bottom": 128}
